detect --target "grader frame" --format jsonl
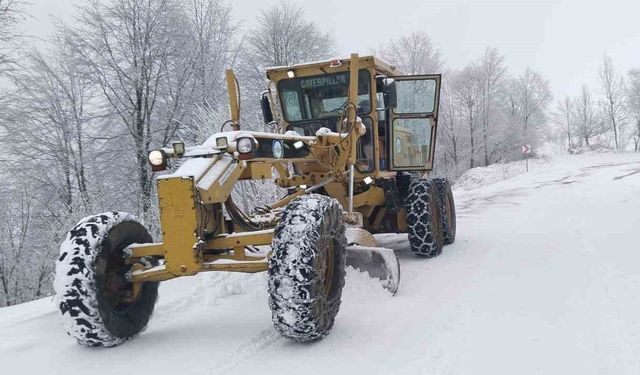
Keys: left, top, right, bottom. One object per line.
{"left": 126, "top": 53, "right": 441, "bottom": 286}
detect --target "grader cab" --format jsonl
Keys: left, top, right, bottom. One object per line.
{"left": 54, "top": 54, "right": 456, "bottom": 347}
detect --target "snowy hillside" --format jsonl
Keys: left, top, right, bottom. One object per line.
{"left": 2, "top": 153, "right": 640, "bottom": 374}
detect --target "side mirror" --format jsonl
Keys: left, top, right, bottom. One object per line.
{"left": 260, "top": 91, "right": 274, "bottom": 124}
{"left": 383, "top": 78, "right": 397, "bottom": 109}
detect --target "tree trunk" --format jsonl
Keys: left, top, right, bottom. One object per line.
{"left": 482, "top": 124, "right": 489, "bottom": 166}
{"left": 609, "top": 100, "right": 619, "bottom": 149}
{"left": 469, "top": 112, "right": 475, "bottom": 169}
{"left": 636, "top": 120, "right": 640, "bottom": 151}
{"left": 566, "top": 112, "right": 572, "bottom": 151}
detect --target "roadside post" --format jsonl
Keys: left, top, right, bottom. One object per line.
{"left": 522, "top": 144, "right": 531, "bottom": 172}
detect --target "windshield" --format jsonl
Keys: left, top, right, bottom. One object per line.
{"left": 278, "top": 69, "right": 371, "bottom": 122}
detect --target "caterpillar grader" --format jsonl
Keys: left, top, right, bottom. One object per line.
{"left": 54, "top": 53, "right": 456, "bottom": 347}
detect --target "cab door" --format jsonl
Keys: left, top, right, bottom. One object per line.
{"left": 388, "top": 75, "right": 441, "bottom": 171}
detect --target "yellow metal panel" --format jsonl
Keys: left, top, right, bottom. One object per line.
{"left": 347, "top": 53, "right": 359, "bottom": 125}
{"left": 157, "top": 177, "right": 200, "bottom": 275}
{"left": 197, "top": 156, "right": 245, "bottom": 203}
{"left": 127, "top": 242, "right": 164, "bottom": 258}
{"left": 240, "top": 162, "right": 272, "bottom": 180}
{"left": 396, "top": 208, "right": 408, "bottom": 232}
{"left": 207, "top": 229, "right": 274, "bottom": 250}
{"left": 354, "top": 186, "right": 385, "bottom": 207}
{"left": 226, "top": 69, "right": 240, "bottom": 129}
{"left": 130, "top": 266, "right": 176, "bottom": 283}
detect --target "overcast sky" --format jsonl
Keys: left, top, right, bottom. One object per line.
{"left": 22, "top": 0, "right": 640, "bottom": 100}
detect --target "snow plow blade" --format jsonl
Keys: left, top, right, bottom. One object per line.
{"left": 346, "top": 245, "right": 400, "bottom": 295}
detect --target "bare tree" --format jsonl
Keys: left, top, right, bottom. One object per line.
{"left": 627, "top": 69, "right": 640, "bottom": 151}
{"left": 573, "top": 85, "right": 604, "bottom": 146}
{"left": 554, "top": 96, "right": 573, "bottom": 151}
{"left": 477, "top": 47, "right": 506, "bottom": 165}
{"left": 454, "top": 64, "right": 482, "bottom": 168}
{"left": 376, "top": 31, "right": 443, "bottom": 74}
{"left": 503, "top": 67, "right": 552, "bottom": 145}
{"left": 0, "top": 184, "right": 31, "bottom": 306}
{"left": 9, "top": 38, "right": 96, "bottom": 212}
{"left": 170, "top": 0, "right": 238, "bottom": 142}
{"left": 0, "top": 0, "right": 25, "bottom": 74}
{"left": 599, "top": 53, "right": 626, "bottom": 149}
{"left": 61, "top": 0, "right": 197, "bottom": 218}
{"left": 246, "top": 1, "right": 335, "bottom": 70}
{"left": 436, "top": 72, "right": 478, "bottom": 179}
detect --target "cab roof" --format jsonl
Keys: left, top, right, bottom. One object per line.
{"left": 265, "top": 55, "right": 401, "bottom": 81}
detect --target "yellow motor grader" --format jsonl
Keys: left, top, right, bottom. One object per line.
{"left": 54, "top": 54, "right": 456, "bottom": 347}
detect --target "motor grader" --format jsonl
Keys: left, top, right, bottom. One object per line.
{"left": 54, "top": 53, "right": 456, "bottom": 347}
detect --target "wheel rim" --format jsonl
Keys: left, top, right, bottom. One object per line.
{"left": 98, "top": 245, "right": 139, "bottom": 312}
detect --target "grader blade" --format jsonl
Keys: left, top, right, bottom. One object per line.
{"left": 346, "top": 245, "right": 400, "bottom": 295}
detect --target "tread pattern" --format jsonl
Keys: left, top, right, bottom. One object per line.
{"left": 54, "top": 212, "right": 158, "bottom": 347}
{"left": 406, "top": 179, "right": 444, "bottom": 257}
{"left": 432, "top": 177, "right": 457, "bottom": 245}
{"left": 268, "top": 194, "right": 346, "bottom": 342}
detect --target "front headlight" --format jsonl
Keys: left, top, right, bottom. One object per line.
{"left": 215, "top": 136, "right": 228, "bottom": 149}
{"left": 148, "top": 150, "right": 167, "bottom": 171}
{"left": 148, "top": 150, "right": 165, "bottom": 166}
{"left": 236, "top": 137, "right": 254, "bottom": 153}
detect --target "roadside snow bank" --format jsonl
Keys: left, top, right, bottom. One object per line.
{"left": 454, "top": 157, "right": 549, "bottom": 191}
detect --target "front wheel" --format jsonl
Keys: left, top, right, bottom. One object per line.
{"left": 267, "top": 194, "right": 347, "bottom": 342}
{"left": 54, "top": 212, "right": 159, "bottom": 347}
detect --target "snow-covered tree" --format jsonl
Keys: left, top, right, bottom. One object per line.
{"left": 376, "top": 31, "right": 444, "bottom": 75}
{"left": 61, "top": 0, "right": 201, "bottom": 219}
{"left": 477, "top": 47, "right": 507, "bottom": 165}
{"left": 245, "top": 1, "right": 335, "bottom": 70}
{"left": 454, "top": 64, "right": 482, "bottom": 168}
{"left": 0, "top": 0, "right": 24, "bottom": 75}
{"left": 626, "top": 69, "right": 640, "bottom": 151}
{"left": 599, "top": 54, "right": 626, "bottom": 149}
{"left": 181, "top": 0, "right": 238, "bottom": 143}
{"left": 502, "top": 67, "right": 552, "bottom": 147}
{"left": 572, "top": 85, "right": 605, "bottom": 146}
{"left": 554, "top": 96, "right": 573, "bottom": 151}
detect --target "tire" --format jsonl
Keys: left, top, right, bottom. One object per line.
{"left": 268, "top": 194, "right": 347, "bottom": 342}
{"left": 406, "top": 179, "right": 444, "bottom": 257}
{"left": 54, "top": 212, "right": 159, "bottom": 347}
{"left": 432, "top": 178, "right": 457, "bottom": 245}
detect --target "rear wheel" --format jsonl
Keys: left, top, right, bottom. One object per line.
{"left": 54, "top": 212, "right": 158, "bottom": 347}
{"left": 432, "top": 178, "right": 457, "bottom": 245}
{"left": 268, "top": 194, "right": 347, "bottom": 342}
{"left": 406, "top": 179, "right": 444, "bottom": 257}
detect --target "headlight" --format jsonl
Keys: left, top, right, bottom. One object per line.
{"left": 236, "top": 137, "right": 254, "bottom": 153}
{"left": 172, "top": 141, "right": 185, "bottom": 157}
{"left": 148, "top": 150, "right": 167, "bottom": 171}
{"left": 215, "top": 137, "right": 228, "bottom": 149}
{"left": 272, "top": 140, "right": 283, "bottom": 158}
{"left": 148, "top": 150, "right": 165, "bottom": 166}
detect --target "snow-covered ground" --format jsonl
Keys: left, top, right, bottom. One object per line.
{"left": 2, "top": 152, "right": 640, "bottom": 374}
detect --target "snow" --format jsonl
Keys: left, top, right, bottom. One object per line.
{"left": 2, "top": 153, "right": 640, "bottom": 374}
{"left": 453, "top": 156, "right": 550, "bottom": 191}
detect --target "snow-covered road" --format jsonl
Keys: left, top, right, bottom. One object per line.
{"left": 2, "top": 153, "right": 640, "bottom": 374}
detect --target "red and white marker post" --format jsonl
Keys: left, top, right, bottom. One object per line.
{"left": 522, "top": 144, "right": 531, "bottom": 172}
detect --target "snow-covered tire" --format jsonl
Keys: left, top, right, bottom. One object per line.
{"left": 54, "top": 212, "right": 159, "bottom": 347}
{"left": 406, "top": 179, "right": 444, "bottom": 257}
{"left": 268, "top": 194, "right": 347, "bottom": 342}
{"left": 432, "top": 178, "right": 456, "bottom": 245}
